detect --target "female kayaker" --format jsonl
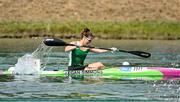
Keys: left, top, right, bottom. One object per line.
{"left": 65, "top": 28, "right": 117, "bottom": 70}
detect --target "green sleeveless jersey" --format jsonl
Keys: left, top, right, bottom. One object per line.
{"left": 68, "top": 42, "right": 90, "bottom": 67}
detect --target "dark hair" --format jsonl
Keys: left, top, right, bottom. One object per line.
{"left": 80, "top": 27, "right": 94, "bottom": 39}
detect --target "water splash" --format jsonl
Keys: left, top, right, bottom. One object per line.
{"left": 32, "top": 43, "right": 52, "bottom": 70}
{"left": 8, "top": 42, "right": 52, "bottom": 74}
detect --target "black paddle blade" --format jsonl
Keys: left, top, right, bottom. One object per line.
{"left": 43, "top": 38, "right": 68, "bottom": 46}
{"left": 128, "top": 51, "right": 151, "bottom": 58}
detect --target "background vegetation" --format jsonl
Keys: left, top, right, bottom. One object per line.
{"left": 0, "top": 0, "right": 180, "bottom": 39}
{"left": 0, "top": 21, "right": 180, "bottom": 40}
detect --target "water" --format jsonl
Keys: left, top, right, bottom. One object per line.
{"left": 0, "top": 38, "right": 180, "bottom": 101}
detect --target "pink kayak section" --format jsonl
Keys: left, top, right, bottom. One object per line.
{"left": 147, "top": 67, "right": 180, "bottom": 80}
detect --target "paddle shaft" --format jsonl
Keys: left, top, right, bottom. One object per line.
{"left": 68, "top": 43, "right": 150, "bottom": 57}
{"left": 43, "top": 38, "right": 151, "bottom": 58}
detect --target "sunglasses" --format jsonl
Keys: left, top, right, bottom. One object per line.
{"left": 85, "top": 36, "right": 93, "bottom": 42}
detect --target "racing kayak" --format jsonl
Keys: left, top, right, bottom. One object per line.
{"left": 1, "top": 67, "right": 180, "bottom": 80}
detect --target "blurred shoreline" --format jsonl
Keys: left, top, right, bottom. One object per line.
{"left": 0, "top": 0, "right": 180, "bottom": 40}
{"left": 0, "top": 21, "right": 179, "bottom": 40}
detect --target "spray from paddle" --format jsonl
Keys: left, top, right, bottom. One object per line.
{"left": 8, "top": 42, "right": 52, "bottom": 75}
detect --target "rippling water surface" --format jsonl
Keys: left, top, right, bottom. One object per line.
{"left": 0, "top": 39, "right": 180, "bottom": 102}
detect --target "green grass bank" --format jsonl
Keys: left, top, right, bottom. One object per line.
{"left": 0, "top": 21, "right": 180, "bottom": 40}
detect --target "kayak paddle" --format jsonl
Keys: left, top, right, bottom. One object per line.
{"left": 43, "top": 38, "right": 151, "bottom": 58}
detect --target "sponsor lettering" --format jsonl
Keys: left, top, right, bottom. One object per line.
{"left": 133, "top": 67, "right": 143, "bottom": 71}
{"left": 45, "top": 38, "right": 54, "bottom": 41}
{"left": 121, "top": 67, "right": 144, "bottom": 72}
{"left": 65, "top": 70, "right": 102, "bottom": 76}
